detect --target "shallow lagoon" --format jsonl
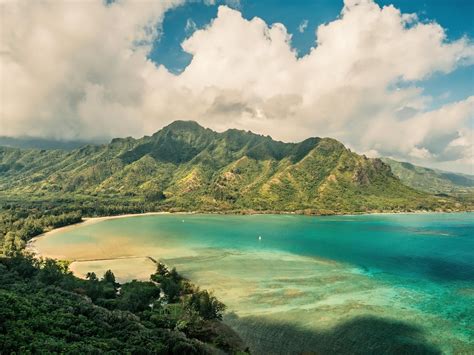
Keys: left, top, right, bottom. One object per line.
{"left": 34, "top": 213, "right": 474, "bottom": 354}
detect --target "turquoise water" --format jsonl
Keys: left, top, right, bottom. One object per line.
{"left": 34, "top": 213, "right": 474, "bottom": 354}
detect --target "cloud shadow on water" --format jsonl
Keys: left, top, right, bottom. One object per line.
{"left": 225, "top": 314, "right": 441, "bottom": 355}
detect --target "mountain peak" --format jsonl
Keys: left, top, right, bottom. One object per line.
{"left": 162, "top": 120, "right": 205, "bottom": 133}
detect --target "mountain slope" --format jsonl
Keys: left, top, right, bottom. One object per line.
{"left": 382, "top": 158, "right": 474, "bottom": 196}
{"left": 0, "top": 121, "right": 465, "bottom": 213}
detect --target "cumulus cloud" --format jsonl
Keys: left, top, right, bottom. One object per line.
{"left": 298, "top": 19, "right": 308, "bottom": 33}
{"left": 1, "top": 0, "right": 473, "bottom": 172}
{"left": 0, "top": 0, "right": 182, "bottom": 140}
{"left": 185, "top": 18, "right": 198, "bottom": 34}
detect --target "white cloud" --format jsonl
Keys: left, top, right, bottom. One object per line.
{"left": 0, "top": 0, "right": 182, "bottom": 140}
{"left": 1, "top": 0, "right": 473, "bottom": 172}
{"left": 185, "top": 18, "right": 197, "bottom": 34}
{"left": 298, "top": 19, "right": 308, "bottom": 33}
{"left": 409, "top": 147, "right": 433, "bottom": 160}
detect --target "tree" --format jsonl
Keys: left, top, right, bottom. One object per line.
{"left": 169, "top": 267, "right": 182, "bottom": 283}
{"left": 118, "top": 281, "right": 160, "bottom": 313}
{"left": 144, "top": 190, "right": 165, "bottom": 203}
{"left": 37, "top": 259, "right": 67, "bottom": 285}
{"left": 8, "top": 253, "right": 38, "bottom": 278}
{"left": 2, "top": 232, "right": 20, "bottom": 256}
{"left": 151, "top": 263, "right": 169, "bottom": 283}
{"left": 187, "top": 290, "right": 226, "bottom": 320}
{"left": 156, "top": 263, "right": 169, "bottom": 276}
{"left": 102, "top": 269, "right": 117, "bottom": 286}
{"left": 161, "top": 278, "right": 181, "bottom": 303}
{"left": 85, "top": 272, "right": 98, "bottom": 282}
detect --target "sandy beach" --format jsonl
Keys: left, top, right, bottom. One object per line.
{"left": 26, "top": 211, "right": 176, "bottom": 256}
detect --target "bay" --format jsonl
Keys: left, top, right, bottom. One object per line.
{"left": 33, "top": 213, "right": 474, "bottom": 354}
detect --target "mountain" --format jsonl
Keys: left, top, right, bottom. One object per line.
{"left": 382, "top": 158, "right": 474, "bottom": 197}
{"left": 0, "top": 121, "right": 466, "bottom": 213}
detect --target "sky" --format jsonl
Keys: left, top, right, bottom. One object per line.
{"left": 0, "top": 0, "right": 473, "bottom": 173}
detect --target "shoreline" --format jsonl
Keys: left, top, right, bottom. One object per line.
{"left": 26, "top": 211, "right": 175, "bottom": 256}
{"left": 26, "top": 209, "right": 473, "bottom": 258}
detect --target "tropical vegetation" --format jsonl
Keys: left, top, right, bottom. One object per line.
{"left": 0, "top": 254, "right": 246, "bottom": 353}
{"left": 383, "top": 158, "right": 474, "bottom": 198}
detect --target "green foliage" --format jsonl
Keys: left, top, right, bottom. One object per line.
{"left": 149, "top": 263, "right": 225, "bottom": 321}
{"left": 118, "top": 280, "right": 160, "bottom": 313}
{"left": 151, "top": 263, "right": 185, "bottom": 303}
{"left": 0, "top": 255, "right": 247, "bottom": 354}
{"left": 102, "top": 269, "right": 117, "bottom": 286}
{"left": 144, "top": 189, "right": 166, "bottom": 202}
{"left": 0, "top": 203, "right": 82, "bottom": 256}
{"left": 187, "top": 289, "right": 226, "bottom": 321}
{"left": 383, "top": 158, "right": 474, "bottom": 197}
{"left": 37, "top": 258, "right": 70, "bottom": 285}
{"left": 161, "top": 278, "right": 182, "bottom": 303}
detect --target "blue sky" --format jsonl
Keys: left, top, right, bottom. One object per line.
{"left": 150, "top": 0, "right": 474, "bottom": 110}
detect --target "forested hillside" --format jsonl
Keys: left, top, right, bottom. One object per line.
{"left": 0, "top": 121, "right": 464, "bottom": 214}
{"left": 383, "top": 158, "right": 474, "bottom": 197}
{"left": 0, "top": 254, "right": 246, "bottom": 353}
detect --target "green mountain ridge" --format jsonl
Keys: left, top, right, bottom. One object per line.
{"left": 382, "top": 158, "right": 474, "bottom": 196}
{"left": 0, "top": 121, "right": 467, "bottom": 213}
